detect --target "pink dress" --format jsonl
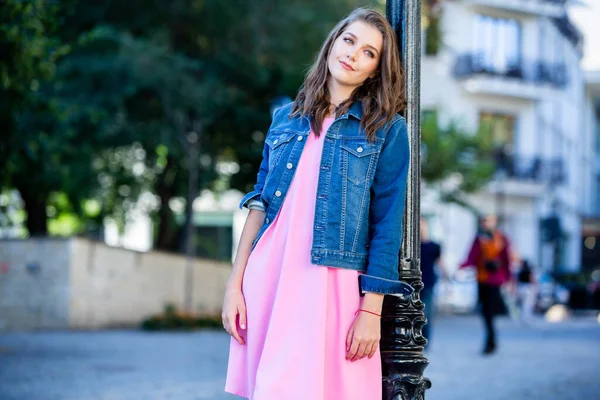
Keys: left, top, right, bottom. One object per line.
{"left": 225, "top": 118, "right": 382, "bottom": 400}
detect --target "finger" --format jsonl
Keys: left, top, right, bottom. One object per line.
{"left": 238, "top": 304, "right": 247, "bottom": 330}
{"left": 345, "top": 327, "right": 354, "bottom": 353}
{"left": 368, "top": 341, "right": 379, "bottom": 359}
{"left": 222, "top": 314, "right": 232, "bottom": 335}
{"left": 228, "top": 314, "right": 244, "bottom": 345}
{"left": 351, "top": 341, "right": 367, "bottom": 362}
{"left": 361, "top": 342, "right": 373, "bottom": 360}
{"left": 346, "top": 336, "right": 360, "bottom": 360}
{"left": 224, "top": 315, "right": 234, "bottom": 335}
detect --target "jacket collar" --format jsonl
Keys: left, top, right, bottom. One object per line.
{"left": 341, "top": 100, "right": 364, "bottom": 120}
{"left": 300, "top": 100, "right": 364, "bottom": 126}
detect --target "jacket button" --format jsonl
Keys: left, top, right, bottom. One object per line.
{"left": 273, "top": 139, "right": 279, "bottom": 144}
{"left": 357, "top": 147, "right": 364, "bottom": 153}
{"left": 287, "top": 163, "right": 293, "bottom": 169}
{"left": 275, "top": 190, "right": 282, "bottom": 197}
{"left": 297, "top": 136, "right": 303, "bottom": 141}
{"left": 266, "top": 218, "right": 270, "bottom": 224}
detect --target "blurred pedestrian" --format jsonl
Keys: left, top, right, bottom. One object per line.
{"left": 517, "top": 259, "right": 537, "bottom": 324}
{"left": 460, "top": 215, "right": 513, "bottom": 355}
{"left": 420, "top": 217, "right": 445, "bottom": 347}
{"left": 222, "top": 8, "right": 412, "bottom": 399}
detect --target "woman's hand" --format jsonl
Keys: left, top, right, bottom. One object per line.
{"left": 345, "top": 310, "right": 381, "bottom": 362}
{"left": 222, "top": 288, "right": 247, "bottom": 345}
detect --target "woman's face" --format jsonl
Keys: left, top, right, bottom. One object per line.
{"left": 481, "top": 215, "right": 497, "bottom": 231}
{"left": 327, "top": 20, "right": 383, "bottom": 90}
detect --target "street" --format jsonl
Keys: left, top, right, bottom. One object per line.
{"left": 0, "top": 314, "right": 598, "bottom": 400}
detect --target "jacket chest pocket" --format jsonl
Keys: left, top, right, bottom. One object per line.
{"left": 266, "top": 131, "right": 298, "bottom": 170}
{"left": 339, "top": 140, "right": 380, "bottom": 186}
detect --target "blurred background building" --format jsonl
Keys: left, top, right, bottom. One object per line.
{"left": 420, "top": 0, "right": 599, "bottom": 281}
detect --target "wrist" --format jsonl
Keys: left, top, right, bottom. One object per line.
{"left": 360, "top": 292, "right": 384, "bottom": 314}
{"left": 226, "top": 278, "right": 243, "bottom": 292}
{"left": 355, "top": 309, "right": 381, "bottom": 318}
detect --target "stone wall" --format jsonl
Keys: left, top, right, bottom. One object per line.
{"left": 0, "top": 238, "right": 231, "bottom": 331}
{"left": 0, "top": 239, "right": 71, "bottom": 331}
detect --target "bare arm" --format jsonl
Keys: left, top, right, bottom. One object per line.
{"left": 226, "top": 209, "right": 265, "bottom": 291}
{"left": 222, "top": 209, "right": 265, "bottom": 345}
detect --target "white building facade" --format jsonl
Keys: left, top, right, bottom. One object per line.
{"left": 420, "top": 0, "right": 593, "bottom": 273}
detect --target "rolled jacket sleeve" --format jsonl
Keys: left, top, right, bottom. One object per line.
{"left": 239, "top": 107, "right": 285, "bottom": 210}
{"left": 359, "top": 117, "right": 413, "bottom": 297}
{"left": 247, "top": 199, "right": 266, "bottom": 212}
{"left": 239, "top": 137, "right": 269, "bottom": 210}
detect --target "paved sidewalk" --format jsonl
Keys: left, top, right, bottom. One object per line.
{"left": 424, "top": 314, "right": 600, "bottom": 400}
{"left": 0, "top": 314, "right": 598, "bottom": 400}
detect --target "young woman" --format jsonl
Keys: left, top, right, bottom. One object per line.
{"left": 223, "top": 8, "right": 412, "bottom": 399}
{"left": 460, "top": 215, "right": 513, "bottom": 355}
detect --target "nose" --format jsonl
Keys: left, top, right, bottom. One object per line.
{"left": 346, "top": 48, "right": 357, "bottom": 61}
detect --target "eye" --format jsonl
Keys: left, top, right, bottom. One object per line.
{"left": 343, "top": 37, "right": 354, "bottom": 44}
{"left": 365, "top": 50, "right": 375, "bottom": 58}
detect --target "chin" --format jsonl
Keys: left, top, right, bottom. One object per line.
{"left": 329, "top": 70, "right": 359, "bottom": 87}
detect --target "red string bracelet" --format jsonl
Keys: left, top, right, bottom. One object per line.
{"left": 354, "top": 309, "right": 381, "bottom": 318}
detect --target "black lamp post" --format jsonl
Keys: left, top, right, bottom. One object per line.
{"left": 382, "top": 1, "right": 431, "bottom": 399}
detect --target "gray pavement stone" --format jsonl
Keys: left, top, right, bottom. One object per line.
{"left": 0, "top": 315, "right": 598, "bottom": 400}
{"left": 424, "top": 315, "right": 600, "bottom": 400}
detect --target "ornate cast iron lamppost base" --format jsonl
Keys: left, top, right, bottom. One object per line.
{"left": 382, "top": 259, "right": 431, "bottom": 400}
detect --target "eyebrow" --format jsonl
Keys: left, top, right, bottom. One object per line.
{"left": 344, "top": 32, "right": 380, "bottom": 56}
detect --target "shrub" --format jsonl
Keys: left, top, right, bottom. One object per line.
{"left": 141, "top": 304, "right": 222, "bottom": 331}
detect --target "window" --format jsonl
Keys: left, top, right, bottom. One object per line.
{"left": 424, "top": 15, "right": 442, "bottom": 56}
{"left": 480, "top": 112, "right": 517, "bottom": 175}
{"left": 472, "top": 16, "right": 521, "bottom": 75}
{"left": 479, "top": 112, "right": 516, "bottom": 150}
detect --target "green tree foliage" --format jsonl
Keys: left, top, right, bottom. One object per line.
{"left": 1, "top": 0, "right": 81, "bottom": 236}
{"left": 422, "top": 0, "right": 443, "bottom": 56}
{"left": 421, "top": 112, "right": 496, "bottom": 213}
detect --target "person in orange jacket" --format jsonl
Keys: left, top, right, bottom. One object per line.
{"left": 460, "top": 215, "right": 513, "bottom": 355}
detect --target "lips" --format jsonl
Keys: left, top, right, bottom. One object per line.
{"left": 339, "top": 60, "right": 355, "bottom": 71}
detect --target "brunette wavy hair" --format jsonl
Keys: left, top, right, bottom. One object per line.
{"left": 291, "top": 8, "right": 406, "bottom": 142}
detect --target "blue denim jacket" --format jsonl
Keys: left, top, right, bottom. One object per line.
{"left": 239, "top": 101, "right": 413, "bottom": 297}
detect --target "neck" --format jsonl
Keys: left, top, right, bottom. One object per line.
{"left": 327, "top": 77, "right": 356, "bottom": 107}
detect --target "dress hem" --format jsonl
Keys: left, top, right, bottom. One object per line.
{"left": 224, "top": 388, "right": 249, "bottom": 399}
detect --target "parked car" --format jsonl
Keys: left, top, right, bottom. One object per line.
{"left": 434, "top": 268, "right": 478, "bottom": 314}
{"left": 535, "top": 272, "right": 570, "bottom": 313}
{"left": 590, "top": 269, "right": 600, "bottom": 310}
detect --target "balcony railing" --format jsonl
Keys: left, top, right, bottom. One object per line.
{"left": 463, "top": 0, "right": 568, "bottom": 12}
{"left": 454, "top": 53, "right": 568, "bottom": 89}
{"left": 464, "top": 0, "right": 567, "bottom": 17}
{"left": 553, "top": 15, "right": 583, "bottom": 50}
{"left": 495, "top": 151, "right": 566, "bottom": 184}
{"left": 466, "top": 0, "right": 567, "bottom": 5}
